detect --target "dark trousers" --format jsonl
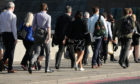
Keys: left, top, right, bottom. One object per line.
{"left": 92, "top": 38, "right": 102, "bottom": 66}
{"left": 2, "top": 32, "right": 16, "bottom": 70}
{"left": 55, "top": 44, "right": 75, "bottom": 68}
{"left": 21, "top": 40, "right": 34, "bottom": 66}
{"left": 119, "top": 38, "right": 132, "bottom": 66}
{"left": 55, "top": 44, "right": 65, "bottom": 68}
{"left": 82, "top": 45, "right": 89, "bottom": 64}
{"left": 101, "top": 40, "right": 108, "bottom": 61}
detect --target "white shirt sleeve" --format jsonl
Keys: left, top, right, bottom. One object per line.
{"left": 47, "top": 16, "right": 51, "bottom": 28}
{"left": 101, "top": 16, "right": 108, "bottom": 37}
{"left": 107, "top": 22, "right": 113, "bottom": 39}
{"left": 11, "top": 15, "right": 17, "bottom": 40}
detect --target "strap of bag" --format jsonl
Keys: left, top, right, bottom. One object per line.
{"left": 35, "top": 14, "right": 39, "bottom": 29}
{"left": 97, "top": 15, "right": 101, "bottom": 22}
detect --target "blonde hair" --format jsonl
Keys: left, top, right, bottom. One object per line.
{"left": 132, "top": 14, "right": 136, "bottom": 22}
{"left": 24, "top": 12, "right": 34, "bottom": 27}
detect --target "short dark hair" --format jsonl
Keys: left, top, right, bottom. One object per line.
{"left": 65, "top": 5, "right": 72, "bottom": 13}
{"left": 92, "top": 6, "right": 99, "bottom": 14}
{"left": 102, "top": 12, "right": 107, "bottom": 19}
{"left": 74, "top": 10, "right": 83, "bottom": 19}
{"left": 123, "top": 8, "right": 129, "bottom": 15}
{"left": 40, "top": 3, "right": 48, "bottom": 11}
{"left": 128, "top": 8, "right": 133, "bottom": 14}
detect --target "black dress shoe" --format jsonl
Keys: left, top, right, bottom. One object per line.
{"left": 45, "top": 69, "right": 54, "bottom": 73}
{"left": 8, "top": 69, "right": 16, "bottom": 73}
{"left": 55, "top": 64, "right": 60, "bottom": 69}
{"left": 119, "top": 62, "right": 126, "bottom": 69}
{"left": 110, "top": 58, "right": 117, "bottom": 62}
{"left": 55, "top": 65, "right": 59, "bottom": 69}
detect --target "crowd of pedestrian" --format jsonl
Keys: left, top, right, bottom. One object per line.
{"left": 0, "top": 2, "right": 140, "bottom": 74}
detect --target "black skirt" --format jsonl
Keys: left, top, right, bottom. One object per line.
{"left": 132, "top": 34, "right": 139, "bottom": 46}
{"left": 73, "top": 39, "right": 85, "bottom": 52}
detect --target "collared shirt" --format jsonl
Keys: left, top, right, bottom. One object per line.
{"left": 0, "top": 10, "right": 17, "bottom": 40}
{"left": 33, "top": 11, "right": 51, "bottom": 31}
{"left": 88, "top": 14, "right": 108, "bottom": 38}
{"left": 106, "top": 21, "right": 113, "bottom": 39}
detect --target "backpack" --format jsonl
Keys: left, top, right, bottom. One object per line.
{"left": 94, "top": 15, "right": 106, "bottom": 37}
{"left": 121, "top": 16, "right": 134, "bottom": 35}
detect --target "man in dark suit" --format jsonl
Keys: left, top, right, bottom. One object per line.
{"left": 54, "top": 6, "right": 75, "bottom": 69}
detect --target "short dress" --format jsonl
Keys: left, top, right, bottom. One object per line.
{"left": 73, "top": 39, "right": 85, "bottom": 52}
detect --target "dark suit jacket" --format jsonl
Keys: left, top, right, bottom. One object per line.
{"left": 54, "top": 14, "right": 72, "bottom": 44}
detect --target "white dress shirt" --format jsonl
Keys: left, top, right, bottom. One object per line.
{"left": 0, "top": 10, "right": 17, "bottom": 40}
{"left": 106, "top": 21, "right": 113, "bottom": 39}
{"left": 33, "top": 11, "right": 51, "bottom": 31}
{"left": 88, "top": 14, "right": 108, "bottom": 38}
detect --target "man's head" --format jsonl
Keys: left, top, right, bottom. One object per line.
{"left": 40, "top": 3, "right": 48, "bottom": 11}
{"left": 92, "top": 6, "right": 99, "bottom": 14}
{"left": 102, "top": 12, "right": 107, "bottom": 20}
{"left": 65, "top": 5, "right": 72, "bottom": 15}
{"left": 128, "top": 8, "right": 133, "bottom": 16}
{"left": 123, "top": 8, "right": 130, "bottom": 16}
{"left": 84, "top": 12, "right": 90, "bottom": 19}
{"left": 7, "top": 2, "right": 15, "bottom": 12}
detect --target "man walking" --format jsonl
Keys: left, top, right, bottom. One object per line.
{"left": 29, "top": 3, "right": 53, "bottom": 73}
{"left": 88, "top": 7, "right": 108, "bottom": 68}
{"left": 113, "top": 8, "right": 135, "bottom": 68}
{"left": 54, "top": 6, "right": 75, "bottom": 69}
{"left": 0, "top": 2, "right": 17, "bottom": 73}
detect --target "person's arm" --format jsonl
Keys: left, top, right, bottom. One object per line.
{"left": 32, "top": 14, "right": 36, "bottom": 31}
{"left": 101, "top": 16, "right": 108, "bottom": 40}
{"left": 11, "top": 14, "right": 17, "bottom": 43}
{"left": 108, "top": 22, "right": 113, "bottom": 40}
{"left": 46, "top": 16, "right": 51, "bottom": 44}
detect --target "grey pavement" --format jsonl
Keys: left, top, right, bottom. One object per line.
{"left": 0, "top": 57, "right": 140, "bottom": 84}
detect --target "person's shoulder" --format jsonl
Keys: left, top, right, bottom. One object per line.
{"left": 12, "top": 13, "right": 16, "bottom": 18}
{"left": 46, "top": 13, "right": 51, "bottom": 17}
{"left": 106, "top": 21, "right": 111, "bottom": 24}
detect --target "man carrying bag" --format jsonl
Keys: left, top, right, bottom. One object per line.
{"left": 28, "top": 3, "right": 53, "bottom": 74}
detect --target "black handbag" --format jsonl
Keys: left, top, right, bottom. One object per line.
{"left": 85, "top": 32, "right": 94, "bottom": 45}
{"left": 34, "top": 28, "right": 47, "bottom": 44}
{"left": 18, "top": 25, "right": 27, "bottom": 40}
{"left": 34, "top": 14, "right": 47, "bottom": 44}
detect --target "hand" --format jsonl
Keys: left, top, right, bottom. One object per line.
{"left": 15, "top": 40, "right": 17, "bottom": 44}
{"left": 113, "top": 40, "right": 116, "bottom": 43}
{"left": 104, "top": 37, "right": 108, "bottom": 41}
{"left": 62, "top": 39, "right": 66, "bottom": 45}
{"left": 45, "top": 38, "right": 50, "bottom": 44}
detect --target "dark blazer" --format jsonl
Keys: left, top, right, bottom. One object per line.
{"left": 54, "top": 14, "right": 72, "bottom": 43}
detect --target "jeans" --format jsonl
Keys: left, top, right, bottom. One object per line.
{"left": 21, "top": 40, "right": 34, "bottom": 66}
{"left": 119, "top": 38, "right": 132, "bottom": 66}
{"left": 101, "top": 40, "right": 108, "bottom": 61}
{"left": 2, "top": 32, "right": 16, "bottom": 70}
{"left": 92, "top": 38, "right": 102, "bottom": 66}
{"left": 31, "top": 42, "right": 50, "bottom": 70}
